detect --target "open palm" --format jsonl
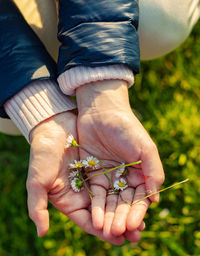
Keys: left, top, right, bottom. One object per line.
{"left": 27, "top": 112, "right": 126, "bottom": 245}
{"left": 77, "top": 80, "right": 164, "bottom": 240}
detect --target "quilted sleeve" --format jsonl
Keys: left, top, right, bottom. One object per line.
{"left": 0, "top": 0, "right": 57, "bottom": 117}
{"left": 57, "top": 0, "right": 140, "bottom": 76}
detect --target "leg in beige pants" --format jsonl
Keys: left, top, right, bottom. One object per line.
{"left": 139, "top": 0, "right": 200, "bottom": 60}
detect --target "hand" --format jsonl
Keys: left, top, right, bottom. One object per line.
{"left": 26, "top": 111, "right": 127, "bottom": 245}
{"left": 76, "top": 80, "right": 165, "bottom": 240}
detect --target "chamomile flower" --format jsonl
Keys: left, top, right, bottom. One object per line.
{"left": 69, "top": 170, "right": 79, "bottom": 180}
{"left": 114, "top": 178, "right": 128, "bottom": 191}
{"left": 82, "top": 156, "right": 100, "bottom": 169}
{"left": 115, "top": 163, "right": 126, "bottom": 178}
{"left": 65, "top": 134, "right": 78, "bottom": 149}
{"left": 71, "top": 177, "right": 83, "bottom": 192}
{"left": 69, "top": 160, "right": 83, "bottom": 169}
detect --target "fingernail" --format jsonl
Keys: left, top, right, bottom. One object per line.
{"left": 147, "top": 189, "right": 160, "bottom": 203}
{"left": 154, "top": 192, "right": 160, "bottom": 203}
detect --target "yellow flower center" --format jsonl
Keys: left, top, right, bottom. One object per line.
{"left": 88, "top": 160, "right": 96, "bottom": 167}
{"left": 75, "top": 163, "right": 82, "bottom": 167}
{"left": 118, "top": 182, "right": 126, "bottom": 187}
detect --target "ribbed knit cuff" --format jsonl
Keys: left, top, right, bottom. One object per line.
{"left": 4, "top": 80, "right": 76, "bottom": 142}
{"left": 57, "top": 64, "right": 134, "bottom": 95}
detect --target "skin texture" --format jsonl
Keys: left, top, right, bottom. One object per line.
{"left": 27, "top": 111, "right": 144, "bottom": 244}
{"left": 76, "top": 80, "right": 165, "bottom": 238}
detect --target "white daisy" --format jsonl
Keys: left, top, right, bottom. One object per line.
{"left": 71, "top": 177, "right": 83, "bottom": 192}
{"left": 65, "top": 134, "right": 78, "bottom": 149}
{"left": 69, "top": 170, "right": 79, "bottom": 180}
{"left": 115, "top": 163, "right": 126, "bottom": 178}
{"left": 82, "top": 156, "right": 100, "bottom": 169}
{"left": 114, "top": 178, "right": 128, "bottom": 191}
{"left": 69, "top": 160, "right": 83, "bottom": 169}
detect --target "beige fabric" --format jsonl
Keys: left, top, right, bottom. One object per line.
{"left": 139, "top": 0, "right": 200, "bottom": 60}
{"left": 13, "top": 0, "right": 59, "bottom": 61}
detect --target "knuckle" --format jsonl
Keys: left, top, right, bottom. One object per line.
{"left": 143, "top": 140, "right": 158, "bottom": 155}
{"left": 160, "top": 172, "right": 165, "bottom": 184}
{"left": 26, "top": 179, "right": 32, "bottom": 191}
{"left": 28, "top": 209, "right": 38, "bottom": 221}
{"left": 155, "top": 172, "right": 165, "bottom": 185}
{"left": 136, "top": 199, "right": 149, "bottom": 208}
{"left": 149, "top": 141, "right": 158, "bottom": 153}
{"left": 26, "top": 179, "right": 37, "bottom": 191}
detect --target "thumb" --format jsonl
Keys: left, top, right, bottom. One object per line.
{"left": 26, "top": 179, "right": 49, "bottom": 237}
{"left": 141, "top": 142, "right": 165, "bottom": 202}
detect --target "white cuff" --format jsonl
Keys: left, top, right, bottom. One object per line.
{"left": 4, "top": 80, "right": 76, "bottom": 142}
{"left": 58, "top": 64, "right": 134, "bottom": 95}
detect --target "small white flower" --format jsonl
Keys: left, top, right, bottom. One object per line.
{"left": 71, "top": 177, "right": 83, "bottom": 192}
{"left": 69, "top": 170, "right": 79, "bottom": 180}
{"left": 82, "top": 156, "right": 100, "bottom": 169}
{"left": 115, "top": 163, "right": 126, "bottom": 178}
{"left": 159, "top": 208, "right": 169, "bottom": 219}
{"left": 65, "top": 134, "right": 78, "bottom": 149}
{"left": 69, "top": 160, "right": 83, "bottom": 169}
{"left": 114, "top": 178, "right": 128, "bottom": 191}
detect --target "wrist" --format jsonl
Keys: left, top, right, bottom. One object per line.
{"left": 30, "top": 111, "right": 76, "bottom": 144}
{"left": 58, "top": 65, "right": 134, "bottom": 96}
{"left": 4, "top": 80, "right": 76, "bottom": 142}
{"left": 76, "top": 80, "right": 131, "bottom": 115}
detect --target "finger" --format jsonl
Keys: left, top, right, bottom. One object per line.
{"left": 138, "top": 221, "right": 146, "bottom": 231}
{"left": 124, "top": 221, "right": 145, "bottom": 242}
{"left": 127, "top": 167, "right": 145, "bottom": 187}
{"left": 68, "top": 209, "right": 125, "bottom": 245}
{"left": 90, "top": 185, "right": 106, "bottom": 230}
{"left": 111, "top": 187, "right": 134, "bottom": 236}
{"left": 103, "top": 194, "right": 118, "bottom": 239}
{"left": 141, "top": 143, "right": 165, "bottom": 202}
{"left": 26, "top": 180, "right": 49, "bottom": 237}
{"left": 127, "top": 184, "right": 150, "bottom": 231}
{"left": 124, "top": 230, "right": 141, "bottom": 243}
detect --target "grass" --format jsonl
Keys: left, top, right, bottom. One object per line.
{"left": 0, "top": 21, "right": 200, "bottom": 256}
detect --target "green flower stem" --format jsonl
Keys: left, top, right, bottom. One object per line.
{"left": 99, "top": 161, "right": 115, "bottom": 191}
{"left": 84, "top": 161, "right": 142, "bottom": 182}
{"left": 132, "top": 178, "right": 189, "bottom": 205}
{"left": 79, "top": 172, "right": 94, "bottom": 200}
{"left": 118, "top": 178, "right": 189, "bottom": 206}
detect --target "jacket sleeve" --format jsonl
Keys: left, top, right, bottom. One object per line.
{"left": 57, "top": 0, "right": 140, "bottom": 76}
{"left": 0, "top": 0, "right": 57, "bottom": 117}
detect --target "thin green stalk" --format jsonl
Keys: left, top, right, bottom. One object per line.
{"left": 132, "top": 178, "right": 189, "bottom": 205}
{"left": 117, "top": 178, "right": 189, "bottom": 206}
{"left": 99, "top": 161, "right": 115, "bottom": 191}
{"left": 79, "top": 172, "right": 94, "bottom": 200}
{"left": 85, "top": 161, "right": 142, "bottom": 182}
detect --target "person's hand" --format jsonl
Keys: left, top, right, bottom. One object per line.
{"left": 26, "top": 111, "right": 129, "bottom": 245}
{"left": 76, "top": 80, "right": 165, "bottom": 240}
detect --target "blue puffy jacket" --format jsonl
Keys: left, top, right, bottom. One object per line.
{"left": 0, "top": 0, "right": 140, "bottom": 117}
